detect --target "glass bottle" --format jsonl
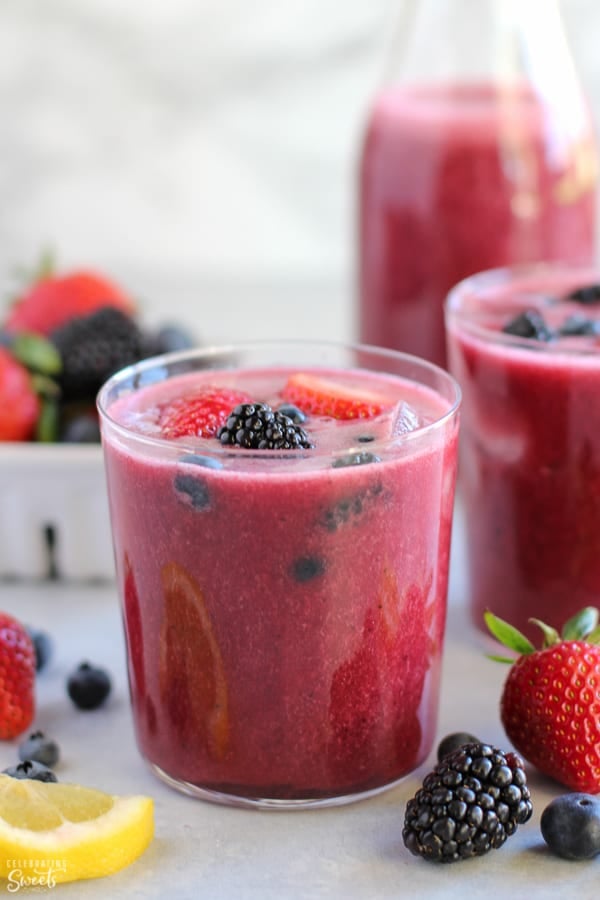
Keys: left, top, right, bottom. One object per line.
{"left": 358, "top": 0, "right": 598, "bottom": 368}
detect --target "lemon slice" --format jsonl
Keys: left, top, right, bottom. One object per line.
{"left": 0, "top": 774, "right": 153, "bottom": 884}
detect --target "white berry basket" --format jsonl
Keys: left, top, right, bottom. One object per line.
{"left": 0, "top": 443, "right": 115, "bottom": 580}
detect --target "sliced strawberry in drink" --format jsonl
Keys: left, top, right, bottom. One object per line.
{"left": 159, "top": 387, "right": 250, "bottom": 439}
{"left": 281, "top": 373, "right": 390, "bottom": 420}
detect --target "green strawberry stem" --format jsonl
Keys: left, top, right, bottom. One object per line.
{"left": 485, "top": 607, "right": 600, "bottom": 662}
{"left": 483, "top": 611, "right": 535, "bottom": 656}
{"left": 11, "top": 332, "right": 61, "bottom": 376}
{"left": 35, "top": 396, "right": 60, "bottom": 443}
{"left": 528, "top": 618, "right": 559, "bottom": 648}
{"left": 562, "top": 606, "right": 599, "bottom": 641}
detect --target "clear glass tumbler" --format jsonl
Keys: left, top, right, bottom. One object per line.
{"left": 446, "top": 263, "right": 600, "bottom": 640}
{"left": 98, "top": 340, "right": 460, "bottom": 808}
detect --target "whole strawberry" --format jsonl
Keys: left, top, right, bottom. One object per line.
{"left": 4, "top": 268, "right": 135, "bottom": 336}
{"left": 0, "top": 347, "right": 40, "bottom": 440}
{"left": 486, "top": 607, "right": 600, "bottom": 793}
{"left": 0, "top": 612, "right": 36, "bottom": 739}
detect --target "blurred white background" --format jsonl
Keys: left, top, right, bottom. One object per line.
{"left": 0, "top": 0, "right": 599, "bottom": 343}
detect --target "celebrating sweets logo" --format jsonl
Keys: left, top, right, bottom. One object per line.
{"left": 5, "top": 859, "right": 67, "bottom": 891}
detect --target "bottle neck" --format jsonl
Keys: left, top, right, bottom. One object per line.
{"left": 384, "top": 0, "right": 566, "bottom": 86}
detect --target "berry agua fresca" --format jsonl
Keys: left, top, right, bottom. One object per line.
{"left": 446, "top": 265, "right": 600, "bottom": 641}
{"left": 98, "top": 342, "right": 460, "bottom": 808}
{"left": 359, "top": 83, "right": 597, "bottom": 368}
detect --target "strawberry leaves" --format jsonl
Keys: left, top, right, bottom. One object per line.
{"left": 1, "top": 331, "right": 63, "bottom": 442}
{"left": 483, "top": 611, "right": 535, "bottom": 662}
{"left": 485, "top": 606, "right": 600, "bottom": 664}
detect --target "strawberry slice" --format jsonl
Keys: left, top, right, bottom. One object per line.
{"left": 159, "top": 387, "right": 250, "bottom": 439}
{"left": 281, "top": 373, "right": 390, "bottom": 420}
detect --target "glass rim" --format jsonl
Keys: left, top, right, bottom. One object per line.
{"left": 445, "top": 261, "right": 600, "bottom": 357}
{"left": 96, "top": 338, "right": 461, "bottom": 461}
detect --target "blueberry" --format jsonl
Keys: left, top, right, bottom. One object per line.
{"left": 502, "top": 310, "right": 553, "bottom": 341}
{"left": 174, "top": 473, "right": 211, "bottom": 510}
{"left": 142, "top": 324, "right": 197, "bottom": 357}
{"left": 67, "top": 661, "right": 112, "bottom": 710}
{"left": 25, "top": 626, "right": 53, "bottom": 672}
{"left": 277, "top": 403, "right": 306, "bottom": 424}
{"left": 59, "top": 413, "right": 101, "bottom": 443}
{"left": 437, "top": 732, "right": 480, "bottom": 763}
{"left": 565, "top": 283, "right": 600, "bottom": 305}
{"left": 292, "top": 556, "right": 326, "bottom": 582}
{"left": 332, "top": 451, "right": 381, "bottom": 468}
{"left": 3, "top": 760, "right": 58, "bottom": 782}
{"left": 320, "top": 481, "right": 382, "bottom": 532}
{"left": 541, "top": 793, "right": 600, "bottom": 860}
{"left": 179, "top": 453, "right": 223, "bottom": 470}
{"left": 558, "top": 314, "right": 600, "bottom": 337}
{"left": 18, "top": 731, "right": 60, "bottom": 767}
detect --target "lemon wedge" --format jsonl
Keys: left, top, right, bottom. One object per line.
{"left": 0, "top": 774, "right": 154, "bottom": 884}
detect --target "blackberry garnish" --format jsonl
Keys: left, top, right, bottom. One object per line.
{"left": 501, "top": 310, "right": 553, "bottom": 341}
{"left": 217, "top": 402, "right": 313, "bottom": 450}
{"left": 565, "top": 283, "right": 600, "bottom": 305}
{"left": 51, "top": 306, "right": 144, "bottom": 401}
{"left": 403, "top": 742, "right": 533, "bottom": 863}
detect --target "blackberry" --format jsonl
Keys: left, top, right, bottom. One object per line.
{"left": 51, "top": 306, "right": 144, "bottom": 401}
{"left": 403, "top": 742, "right": 533, "bottom": 863}
{"left": 217, "top": 402, "right": 313, "bottom": 450}
{"left": 502, "top": 310, "right": 553, "bottom": 341}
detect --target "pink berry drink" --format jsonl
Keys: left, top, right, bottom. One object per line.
{"left": 98, "top": 341, "right": 460, "bottom": 808}
{"left": 359, "top": 83, "right": 597, "bottom": 368}
{"left": 446, "top": 264, "right": 600, "bottom": 641}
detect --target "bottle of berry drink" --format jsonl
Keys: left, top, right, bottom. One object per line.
{"left": 358, "top": 0, "right": 598, "bottom": 368}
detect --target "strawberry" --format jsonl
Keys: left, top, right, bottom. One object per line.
{"left": 0, "top": 612, "right": 36, "bottom": 739}
{"left": 281, "top": 372, "right": 390, "bottom": 420}
{"left": 4, "top": 270, "right": 136, "bottom": 336}
{"left": 159, "top": 387, "right": 250, "bottom": 439}
{"left": 0, "top": 347, "right": 40, "bottom": 440}
{"left": 486, "top": 606, "right": 600, "bottom": 793}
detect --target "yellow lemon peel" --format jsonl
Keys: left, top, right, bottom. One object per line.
{"left": 0, "top": 774, "right": 154, "bottom": 884}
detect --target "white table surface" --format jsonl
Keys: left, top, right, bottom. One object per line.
{"left": 0, "top": 500, "right": 597, "bottom": 900}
